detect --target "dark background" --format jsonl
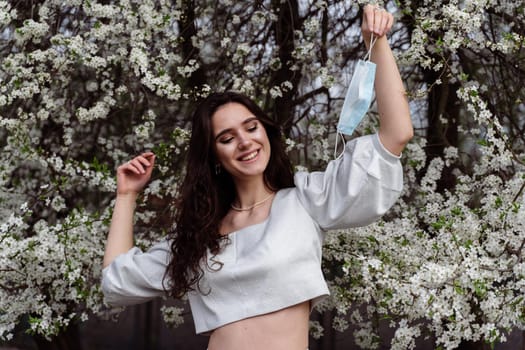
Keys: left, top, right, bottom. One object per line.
{"left": 3, "top": 298, "right": 524, "bottom": 350}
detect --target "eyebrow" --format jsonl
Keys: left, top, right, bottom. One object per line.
{"left": 214, "top": 117, "right": 259, "bottom": 141}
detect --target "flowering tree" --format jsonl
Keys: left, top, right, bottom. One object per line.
{"left": 321, "top": 1, "right": 525, "bottom": 349}
{"left": 0, "top": 0, "right": 524, "bottom": 349}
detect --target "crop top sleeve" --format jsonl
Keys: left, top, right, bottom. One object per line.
{"left": 294, "top": 133, "right": 403, "bottom": 230}
{"left": 101, "top": 240, "right": 170, "bottom": 306}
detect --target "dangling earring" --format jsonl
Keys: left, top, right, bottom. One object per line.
{"left": 215, "top": 163, "right": 221, "bottom": 175}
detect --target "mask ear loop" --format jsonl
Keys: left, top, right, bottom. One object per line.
{"left": 334, "top": 33, "right": 377, "bottom": 160}
{"left": 363, "top": 33, "right": 377, "bottom": 62}
{"left": 334, "top": 129, "right": 346, "bottom": 159}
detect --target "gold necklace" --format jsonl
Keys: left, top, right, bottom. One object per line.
{"left": 230, "top": 193, "right": 275, "bottom": 211}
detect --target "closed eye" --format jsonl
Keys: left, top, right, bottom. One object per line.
{"left": 219, "top": 137, "right": 234, "bottom": 144}
{"left": 247, "top": 123, "right": 258, "bottom": 132}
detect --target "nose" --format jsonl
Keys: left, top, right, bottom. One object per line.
{"left": 237, "top": 132, "right": 252, "bottom": 149}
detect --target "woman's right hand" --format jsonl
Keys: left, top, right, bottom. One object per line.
{"left": 116, "top": 152, "right": 156, "bottom": 195}
{"left": 361, "top": 4, "right": 394, "bottom": 45}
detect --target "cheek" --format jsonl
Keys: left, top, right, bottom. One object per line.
{"left": 214, "top": 144, "right": 233, "bottom": 163}
{"left": 262, "top": 133, "right": 271, "bottom": 153}
{"left": 257, "top": 129, "right": 270, "bottom": 145}
{"left": 259, "top": 135, "right": 272, "bottom": 164}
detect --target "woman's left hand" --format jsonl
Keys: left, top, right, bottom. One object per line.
{"left": 360, "top": 5, "right": 413, "bottom": 156}
{"left": 361, "top": 4, "right": 394, "bottom": 42}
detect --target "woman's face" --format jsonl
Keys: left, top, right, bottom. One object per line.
{"left": 211, "top": 102, "right": 271, "bottom": 182}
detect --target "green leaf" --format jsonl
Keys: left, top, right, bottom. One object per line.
{"left": 431, "top": 216, "right": 448, "bottom": 230}
{"left": 477, "top": 139, "right": 488, "bottom": 146}
{"left": 451, "top": 206, "right": 463, "bottom": 216}
{"left": 473, "top": 279, "right": 487, "bottom": 298}
{"left": 366, "top": 235, "right": 379, "bottom": 245}
{"left": 454, "top": 280, "right": 464, "bottom": 295}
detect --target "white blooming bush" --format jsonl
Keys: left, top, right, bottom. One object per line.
{"left": 0, "top": 0, "right": 524, "bottom": 349}
{"left": 320, "top": 0, "right": 525, "bottom": 349}
{"left": 0, "top": 0, "right": 194, "bottom": 341}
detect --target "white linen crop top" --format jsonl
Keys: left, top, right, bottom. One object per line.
{"left": 101, "top": 133, "right": 403, "bottom": 334}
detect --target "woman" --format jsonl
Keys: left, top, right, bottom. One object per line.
{"left": 102, "top": 5, "right": 413, "bottom": 350}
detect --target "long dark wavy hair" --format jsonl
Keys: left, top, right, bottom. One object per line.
{"left": 164, "top": 91, "right": 295, "bottom": 298}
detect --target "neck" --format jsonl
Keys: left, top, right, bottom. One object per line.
{"left": 232, "top": 178, "right": 274, "bottom": 211}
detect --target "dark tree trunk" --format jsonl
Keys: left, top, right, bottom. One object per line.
{"left": 456, "top": 340, "right": 492, "bottom": 350}
{"left": 33, "top": 324, "right": 83, "bottom": 350}
{"left": 321, "top": 309, "right": 336, "bottom": 350}
{"left": 179, "top": 0, "right": 207, "bottom": 90}
{"left": 423, "top": 63, "right": 461, "bottom": 190}
{"left": 132, "top": 300, "right": 161, "bottom": 350}
{"left": 267, "top": 0, "right": 302, "bottom": 134}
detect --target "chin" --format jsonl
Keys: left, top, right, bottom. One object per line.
{"left": 234, "top": 168, "right": 266, "bottom": 180}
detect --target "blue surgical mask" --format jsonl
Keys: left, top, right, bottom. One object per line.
{"left": 336, "top": 35, "right": 377, "bottom": 136}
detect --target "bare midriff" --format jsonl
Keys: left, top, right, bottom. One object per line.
{"left": 207, "top": 301, "right": 310, "bottom": 350}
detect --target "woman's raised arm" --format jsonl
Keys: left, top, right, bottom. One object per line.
{"left": 103, "top": 152, "right": 155, "bottom": 268}
{"left": 361, "top": 4, "right": 413, "bottom": 156}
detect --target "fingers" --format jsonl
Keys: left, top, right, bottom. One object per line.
{"left": 377, "top": 10, "right": 389, "bottom": 35}
{"left": 385, "top": 11, "right": 394, "bottom": 34}
{"left": 120, "top": 152, "right": 156, "bottom": 175}
{"left": 363, "top": 4, "right": 394, "bottom": 37}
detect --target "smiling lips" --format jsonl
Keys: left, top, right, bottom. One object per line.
{"left": 240, "top": 150, "right": 259, "bottom": 161}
